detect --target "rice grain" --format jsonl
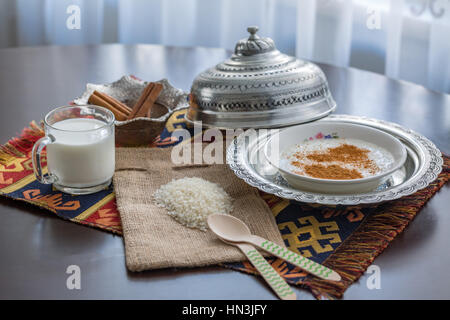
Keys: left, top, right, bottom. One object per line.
{"left": 152, "top": 177, "right": 233, "bottom": 231}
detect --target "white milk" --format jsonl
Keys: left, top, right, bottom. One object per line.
{"left": 46, "top": 118, "right": 115, "bottom": 188}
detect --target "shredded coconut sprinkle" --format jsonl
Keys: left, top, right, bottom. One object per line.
{"left": 153, "top": 177, "right": 233, "bottom": 231}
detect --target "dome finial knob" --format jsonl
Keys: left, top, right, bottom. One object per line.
{"left": 234, "top": 26, "right": 275, "bottom": 56}
{"left": 247, "top": 26, "right": 259, "bottom": 39}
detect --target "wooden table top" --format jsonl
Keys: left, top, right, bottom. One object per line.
{"left": 0, "top": 44, "right": 449, "bottom": 299}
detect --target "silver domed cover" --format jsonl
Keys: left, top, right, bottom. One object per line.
{"left": 187, "top": 26, "right": 336, "bottom": 129}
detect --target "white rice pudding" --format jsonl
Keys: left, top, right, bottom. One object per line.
{"left": 280, "top": 138, "right": 395, "bottom": 179}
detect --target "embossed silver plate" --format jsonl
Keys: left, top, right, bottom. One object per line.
{"left": 227, "top": 114, "right": 443, "bottom": 205}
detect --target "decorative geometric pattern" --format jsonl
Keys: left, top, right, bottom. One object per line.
{"left": 279, "top": 216, "right": 342, "bottom": 257}
{"left": 0, "top": 112, "right": 449, "bottom": 299}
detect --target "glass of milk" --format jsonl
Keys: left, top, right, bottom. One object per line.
{"left": 32, "top": 105, "right": 115, "bottom": 195}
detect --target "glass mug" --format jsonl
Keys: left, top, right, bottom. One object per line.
{"left": 32, "top": 105, "right": 115, "bottom": 195}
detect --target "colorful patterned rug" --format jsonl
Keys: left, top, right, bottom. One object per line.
{"left": 1, "top": 109, "right": 448, "bottom": 299}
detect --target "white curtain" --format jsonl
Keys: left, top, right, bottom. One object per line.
{"left": 0, "top": 0, "right": 449, "bottom": 93}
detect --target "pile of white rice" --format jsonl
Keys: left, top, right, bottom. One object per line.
{"left": 153, "top": 177, "right": 233, "bottom": 231}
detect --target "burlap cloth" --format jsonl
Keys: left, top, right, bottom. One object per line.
{"left": 113, "top": 147, "right": 285, "bottom": 272}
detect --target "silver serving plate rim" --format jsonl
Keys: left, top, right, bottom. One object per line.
{"left": 226, "top": 114, "right": 443, "bottom": 206}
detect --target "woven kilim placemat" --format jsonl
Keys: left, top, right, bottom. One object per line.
{"left": 1, "top": 109, "right": 448, "bottom": 299}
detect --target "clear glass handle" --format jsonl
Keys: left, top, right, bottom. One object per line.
{"left": 32, "top": 135, "right": 57, "bottom": 184}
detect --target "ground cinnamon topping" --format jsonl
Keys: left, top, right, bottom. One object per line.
{"left": 299, "top": 164, "right": 363, "bottom": 180}
{"left": 292, "top": 143, "right": 379, "bottom": 180}
{"left": 305, "top": 144, "right": 368, "bottom": 162}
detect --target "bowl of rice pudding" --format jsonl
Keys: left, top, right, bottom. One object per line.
{"left": 264, "top": 122, "right": 407, "bottom": 194}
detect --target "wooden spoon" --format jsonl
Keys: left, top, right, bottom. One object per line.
{"left": 207, "top": 214, "right": 341, "bottom": 282}
{"left": 219, "top": 237, "right": 296, "bottom": 300}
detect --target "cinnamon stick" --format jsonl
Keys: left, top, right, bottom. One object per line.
{"left": 136, "top": 83, "right": 163, "bottom": 118}
{"left": 88, "top": 92, "right": 128, "bottom": 121}
{"left": 128, "top": 82, "right": 163, "bottom": 119}
{"left": 92, "top": 91, "right": 132, "bottom": 115}
{"left": 128, "top": 83, "right": 154, "bottom": 119}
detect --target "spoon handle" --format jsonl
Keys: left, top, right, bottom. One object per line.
{"left": 236, "top": 242, "right": 296, "bottom": 300}
{"left": 249, "top": 236, "right": 341, "bottom": 282}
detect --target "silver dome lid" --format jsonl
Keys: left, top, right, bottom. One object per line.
{"left": 186, "top": 26, "right": 336, "bottom": 129}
